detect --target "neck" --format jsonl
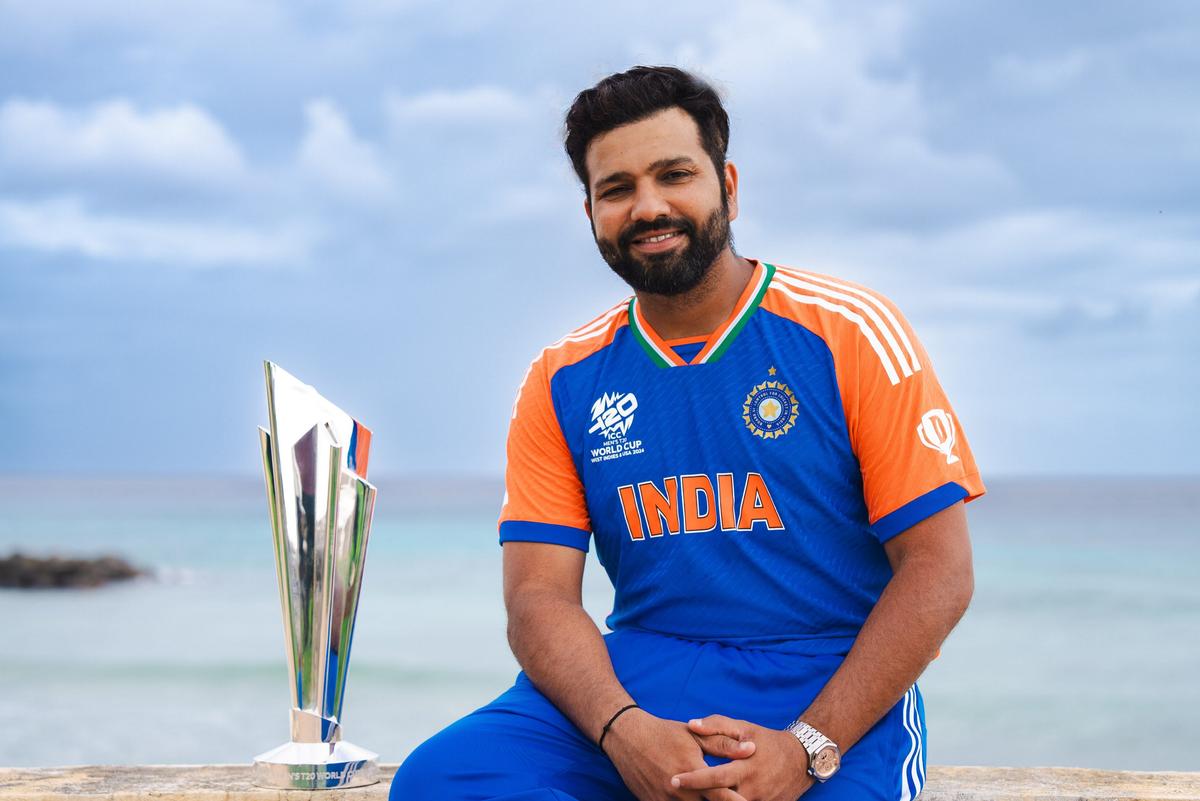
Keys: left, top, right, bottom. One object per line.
{"left": 635, "top": 249, "right": 755, "bottom": 340}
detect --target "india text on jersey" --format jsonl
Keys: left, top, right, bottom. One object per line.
{"left": 616, "top": 472, "right": 785, "bottom": 540}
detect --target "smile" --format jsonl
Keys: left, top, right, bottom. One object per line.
{"left": 633, "top": 231, "right": 683, "bottom": 244}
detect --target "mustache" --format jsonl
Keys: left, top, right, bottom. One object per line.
{"left": 618, "top": 217, "right": 696, "bottom": 249}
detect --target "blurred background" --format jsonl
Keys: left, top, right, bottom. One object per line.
{"left": 1, "top": 0, "right": 1197, "bottom": 772}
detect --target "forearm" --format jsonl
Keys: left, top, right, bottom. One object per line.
{"left": 798, "top": 535, "right": 972, "bottom": 752}
{"left": 507, "top": 587, "right": 634, "bottom": 744}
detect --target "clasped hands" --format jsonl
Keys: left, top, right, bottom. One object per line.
{"left": 604, "top": 709, "right": 814, "bottom": 801}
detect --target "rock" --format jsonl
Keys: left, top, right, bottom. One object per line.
{"left": 0, "top": 552, "right": 145, "bottom": 589}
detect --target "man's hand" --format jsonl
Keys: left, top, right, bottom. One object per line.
{"left": 669, "top": 715, "right": 814, "bottom": 801}
{"left": 604, "top": 708, "right": 757, "bottom": 801}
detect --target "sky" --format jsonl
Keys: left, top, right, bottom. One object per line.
{"left": 1, "top": 0, "right": 1197, "bottom": 477}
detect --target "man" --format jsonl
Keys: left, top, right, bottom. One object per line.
{"left": 391, "top": 66, "right": 984, "bottom": 801}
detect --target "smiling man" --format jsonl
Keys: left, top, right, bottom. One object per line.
{"left": 390, "top": 66, "right": 985, "bottom": 801}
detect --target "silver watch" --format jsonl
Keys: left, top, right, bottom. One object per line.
{"left": 785, "top": 719, "right": 841, "bottom": 782}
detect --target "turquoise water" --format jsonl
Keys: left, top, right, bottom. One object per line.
{"left": 0, "top": 476, "right": 1197, "bottom": 770}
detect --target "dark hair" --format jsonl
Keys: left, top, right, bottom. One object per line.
{"left": 564, "top": 66, "right": 730, "bottom": 196}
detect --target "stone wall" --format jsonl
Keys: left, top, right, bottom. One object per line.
{"left": 2, "top": 765, "right": 1199, "bottom": 801}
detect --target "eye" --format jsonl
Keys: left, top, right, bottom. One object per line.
{"left": 599, "top": 186, "right": 630, "bottom": 199}
{"left": 663, "top": 169, "right": 693, "bottom": 181}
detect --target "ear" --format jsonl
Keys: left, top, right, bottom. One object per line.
{"left": 583, "top": 196, "right": 593, "bottom": 223}
{"left": 724, "top": 161, "right": 740, "bottom": 222}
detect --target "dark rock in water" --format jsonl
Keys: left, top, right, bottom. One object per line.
{"left": 0, "top": 553, "right": 145, "bottom": 589}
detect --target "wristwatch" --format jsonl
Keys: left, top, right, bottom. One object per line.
{"left": 785, "top": 719, "right": 841, "bottom": 782}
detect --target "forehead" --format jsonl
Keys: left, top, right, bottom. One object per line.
{"left": 585, "top": 107, "right": 708, "bottom": 187}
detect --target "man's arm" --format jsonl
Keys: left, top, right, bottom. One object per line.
{"left": 674, "top": 501, "right": 974, "bottom": 799}
{"left": 797, "top": 500, "right": 974, "bottom": 752}
{"left": 503, "top": 540, "right": 632, "bottom": 744}
{"left": 504, "top": 541, "right": 754, "bottom": 801}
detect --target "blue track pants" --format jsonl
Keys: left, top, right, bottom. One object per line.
{"left": 390, "top": 629, "right": 927, "bottom": 801}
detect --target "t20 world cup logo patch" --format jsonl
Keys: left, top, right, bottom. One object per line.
{"left": 589, "top": 392, "right": 637, "bottom": 440}
{"left": 743, "top": 370, "right": 798, "bottom": 440}
{"left": 588, "top": 392, "right": 645, "bottom": 463}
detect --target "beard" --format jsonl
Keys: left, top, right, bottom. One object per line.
{"left": 594, "top": 201, "right": 731, "bottom": 297}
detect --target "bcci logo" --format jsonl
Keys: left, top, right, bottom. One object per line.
{"left": 743, "top": 369, "right": 798, "bottom": 440}
{"left": 917, "top": 408, "right": 960, "bottom": 464}
{"left": 588, "top": 392, "right": 644, "bottom": 463}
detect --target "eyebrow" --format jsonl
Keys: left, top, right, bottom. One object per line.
{"left": 593, "top": 156, "right": 698, "bottom": 192}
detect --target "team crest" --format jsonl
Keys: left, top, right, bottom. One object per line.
{"left": 743, "top": 368, "right": 798, "bottom": 439}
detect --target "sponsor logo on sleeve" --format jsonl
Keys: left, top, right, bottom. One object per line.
{"left": 588, "top": 391, "right": 644, "bottom": 463}
{"left": 917, "top": 408, "right": 959, "bottom": 464}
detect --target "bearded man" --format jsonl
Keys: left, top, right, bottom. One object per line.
{"left": 390, "top": 65, "right": 985, "bottom": 801}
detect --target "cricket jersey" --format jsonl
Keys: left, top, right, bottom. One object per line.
{"left": 498, "top": 260, "right": 985, "bottom": 653}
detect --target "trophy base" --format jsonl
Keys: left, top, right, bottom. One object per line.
{"left": 253, "top": 740, "right": 380, "bottom": 790}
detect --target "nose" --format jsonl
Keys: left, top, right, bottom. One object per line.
{"left": 629, "top": 181, "right": 671, "bottom": 222}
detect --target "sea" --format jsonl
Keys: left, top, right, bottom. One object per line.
{"left": 0, "top": 475, "right": 1196, "bottom": 771}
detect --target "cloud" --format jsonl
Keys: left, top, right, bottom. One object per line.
{"left": 385, "top": 86, "right": 530, "bottom": 125}
{"left": 0, "top": 98, "right": 246, "bottom": 186}
{"left": 753, "top": 206, "right": 1200, "bottom": 341}
{"left": 378, "top": 84, "right": 570, "bottom": 227}
{"left": 992, "top": 51, "right": 1091, "bottom": 95}
{"left": 0, "top": 196, "right": 312, "bottom": 266}
{"left": 0, "top": 1, "right": 296, "bottom": 50}
{"left": 1139, "top": 275, "right": 1200, "bottom": 313}
{"left": 297, "top": 99, "right": 395, "bottom": 203}
{"left": 0, "top": 0, "right": 1196, "bottom": 474}
{"left": 654, "top": 0, "right": 1017, "bottom": 226}
{"left": 1024, "top": 299, "right": 1147, "bottom": 339}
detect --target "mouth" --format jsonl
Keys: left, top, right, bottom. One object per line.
{"left": 630, "top": 229, "right": 685, "bottom": 251}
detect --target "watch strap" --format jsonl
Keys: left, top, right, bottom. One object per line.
{"left": 785, "top": 719, "right": 840, "bottom": 781}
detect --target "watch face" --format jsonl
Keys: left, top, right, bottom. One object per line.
{"left": 812, "top": 746, "right": 840, "bottom": 779}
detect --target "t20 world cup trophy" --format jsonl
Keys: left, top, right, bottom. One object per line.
{"left": 254, "top": 361, "right": 379, "bottom": 789}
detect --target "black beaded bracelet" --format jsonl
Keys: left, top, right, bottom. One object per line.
{"left": 597, "top": 703, "right": 640, "bottom": 753}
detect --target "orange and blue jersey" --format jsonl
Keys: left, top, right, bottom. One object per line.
{"left": 391, "top": 260, "right": 971, "bottom": 800}
{"left": 498, "top": 260, "right": 985, "bottom": 653}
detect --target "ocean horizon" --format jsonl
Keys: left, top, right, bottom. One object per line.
{"left": 1, "top": 474, "right": 1196, "bottom": 772}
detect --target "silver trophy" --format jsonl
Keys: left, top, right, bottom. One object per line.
{"left": 254, "top": 361, "right": 379, "bottom": 789}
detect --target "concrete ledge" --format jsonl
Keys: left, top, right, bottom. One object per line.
{"left": 1, "top": 765, "right": 1199, "bottom": 800}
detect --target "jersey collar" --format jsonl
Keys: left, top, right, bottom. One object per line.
{"left": 627, "top": 260, "right": 775, "bottom": 368}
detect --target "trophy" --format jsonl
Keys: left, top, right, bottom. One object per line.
{"left": 254, "top": 361, "right": 379, "bottom": 789}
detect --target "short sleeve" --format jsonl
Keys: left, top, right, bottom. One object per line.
{"left": 497, "top": 354, "right": 592, "bottom": 552}
{"left": 840, "top": 299, "right": 986, "bottom": 541}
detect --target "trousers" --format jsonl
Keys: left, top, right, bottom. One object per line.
{"left": 390, "top": 629, "right": 927, "bottom": 801}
